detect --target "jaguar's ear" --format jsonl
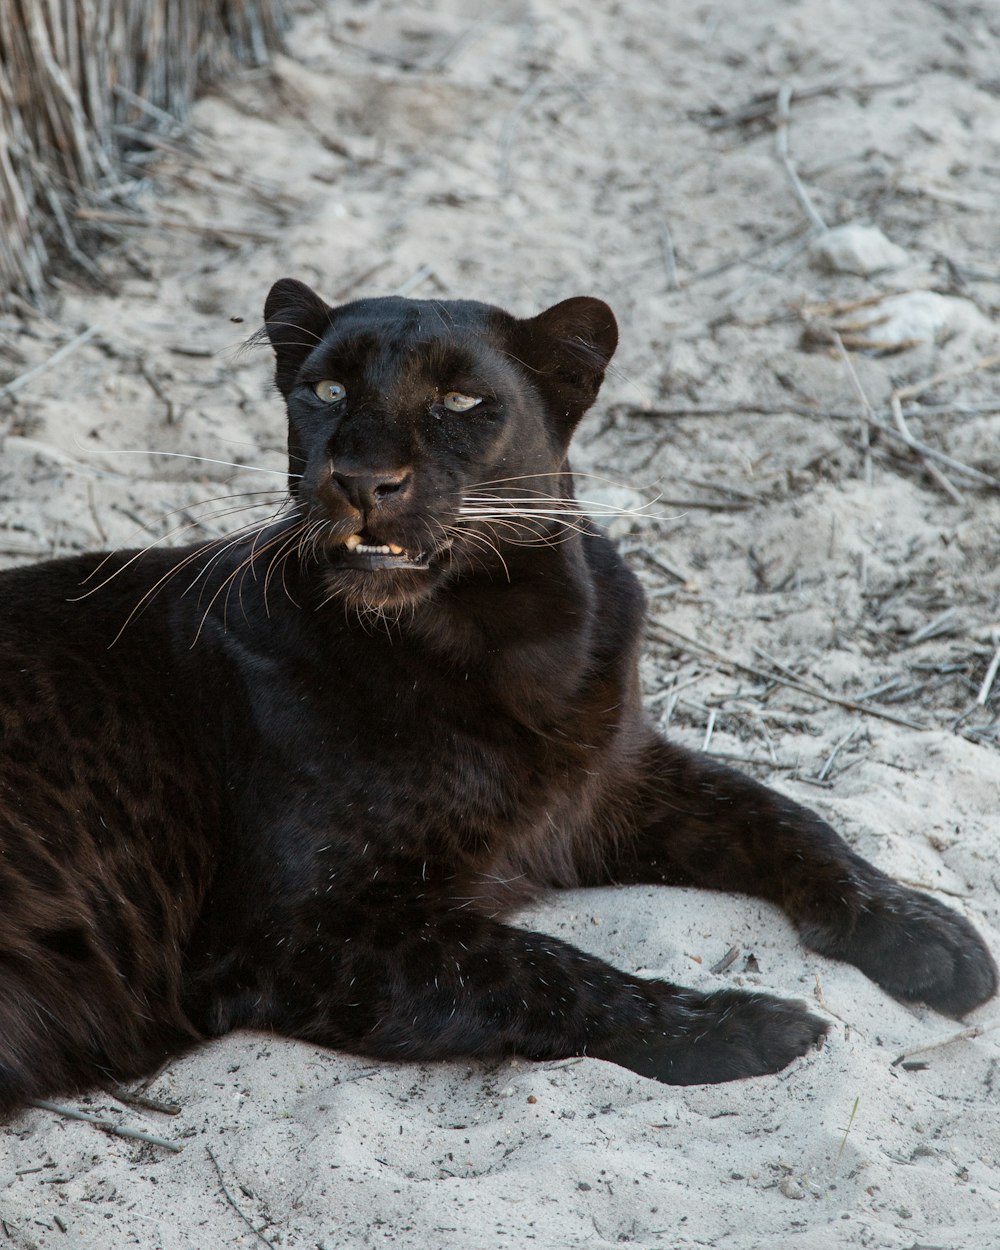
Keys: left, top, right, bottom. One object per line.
{"left": 514, "top": 296, "right": 619, "bottom": 430}
{"left": 263, "top": 278, "right": 333, "bottom": 394}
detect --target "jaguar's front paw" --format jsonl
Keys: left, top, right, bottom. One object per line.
{"left": 800, "top": 885, "right": 997, "bottom": 1018}
{"left": 595, "top": 988, "right": 828, "bottom": 1085}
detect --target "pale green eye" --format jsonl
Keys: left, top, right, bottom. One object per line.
{"left": 313, "top": 380, "right": 346, "bottom": 403}
{"left": 443, "top": 392, "right": 481, "bottom": 413}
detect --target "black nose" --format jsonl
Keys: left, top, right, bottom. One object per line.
{"left": 328, "top": 466, "right": 411, "bottom": 512}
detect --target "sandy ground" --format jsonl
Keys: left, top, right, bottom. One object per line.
{"left": 2, "top": 0, "right": 1000, "bottom": 1246}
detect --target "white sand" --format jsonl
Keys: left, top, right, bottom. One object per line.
{"left": 2, "top": 0, "right": 999, "bottom": 1246}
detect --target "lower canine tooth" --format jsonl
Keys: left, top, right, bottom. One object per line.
{"left": 344, "top": 534, "right": 362, "bottom": 550}
{"left": 388, "top": 544, "right": 404, "bottom": 555}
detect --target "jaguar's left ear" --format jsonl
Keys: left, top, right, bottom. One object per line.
{"left": 514, "top": 297, "right": 619, "bottom": 429}
{"left": 263, "top": 278, "right": 334, "bottom": 395}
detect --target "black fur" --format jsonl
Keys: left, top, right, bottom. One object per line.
{"left": 0, "top": 282, "right": 994, "bottom": 1109}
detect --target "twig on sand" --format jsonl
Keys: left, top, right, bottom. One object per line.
{"left": 891, "top": 1016, "right": 1000, "bottom": 1067}
{"left": 774, "top": 84, "right": 826, "bottom": 233}
{"left": 112, "top": 1085, "right": 182, "bottom": 1115}
{"left": 895, "top": 876, "right": 970, "bottom": 901}
{"left": 139, "top": 364, "right": 177, "bottom": 425}
{"left": 881, "top": 353, "right": 1000, "bottom": 495}
{"left": 0, "top": 326, "right": 101, "bottom": 400}
{"left": 684, "top": 224, "right": 808, "bottom": 287}
{"left": 425, "top": 17, "right": 501, "bottom": 70}
{"left": 831, "top": 332, "right": 873, "bottom": 486}
{"left": 627, "top": 546, "right": 695, "bottom": 586}
{"left": 697, "top": 76, "right": 907, "bottom": 130}
{"left": 815, "top": 725, "right": 858, "bottom": 782}
{"left": 835, "top": 1096, "right": 860, "bottom": 1168}
{"left": 889, "top": 394, "right": 963, "bottom": 502}
{"left": 908, "top": 608, "right": 961, "bottom": 646}
{"left": 814, "top": 972, "right": 831, "bottom": 1014}
{"left": 30, "top": 1098, "right": 181, "bottom": 1152}
{"left": 648, "top": 621, "right": 926, "bottom": 730}
{"left": 207, "top": 1146, "right": 276, "bottom": 1247}
{"left": 976, "top": 640, "right": 1000, "bottom": 707}
{"left": 659, "top": 222, "right": 680, "bottom": 290}
{"left": 615, "top": 378, "right": 1000, "bottom": 495}
{"left": 710, "top": 945, "right": 741, "bottom": 974}
{"left": 643, "top": 495, "right": 752, "bottom": 511}
{"left": 334, "top": 259, "right": 391, "bottom": 301}
{"left": 497, "top": 74, "right": 552, "bottom": 191}
{"left": 887, "top": 393, "right": 999, "bottom": 492}
{"left": 394, "top": 263, "right": 437, "bottom": 297}
{"left": 894, "top": 352, "right": 1000, "bottom": 407}
{"left": 814, "top": 973, "right": 851, "bottom": 1026}
{"left": 74, "top": 207, "right": 273, "bottom": 245}
{"left": 616, "top": 400, "right": 859, "bottom": 421}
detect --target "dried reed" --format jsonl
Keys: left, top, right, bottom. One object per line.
{"left": 0, "top": 0, "right": 286, "bottom": 305}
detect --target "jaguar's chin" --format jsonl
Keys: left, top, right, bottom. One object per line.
{"left": 318, "top": 552, "right": 448, "bottom": 612}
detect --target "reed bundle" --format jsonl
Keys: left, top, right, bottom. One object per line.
{"left": 0, "top": 0, "right": 286, "bottom": 305}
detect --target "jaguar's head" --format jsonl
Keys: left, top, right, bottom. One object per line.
{"left": 262, "top": 279, "right": 618, "bottom": 610}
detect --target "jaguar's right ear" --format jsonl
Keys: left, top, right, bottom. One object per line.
{"left": 263, "top": 278, "right": 333, "bottom": 394}
{"left": 512, "top": 296, "right": 618, "bottom": 434}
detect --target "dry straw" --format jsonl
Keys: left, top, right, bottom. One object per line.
{"left": 0, "top": 0, "right": 286, "bottom": 305}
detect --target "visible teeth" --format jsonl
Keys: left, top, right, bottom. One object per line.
{"left": 340, "top": 534, "right": 410, "bottom": 557}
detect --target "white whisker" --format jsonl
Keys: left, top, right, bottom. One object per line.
{"left": 82, "top": 448, "right": 295, "bottom": 478}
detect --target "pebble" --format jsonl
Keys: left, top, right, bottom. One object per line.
{"left": 779, "top": 1175, "right": 806, "bottom": 1200}
{"left": 810, "top": 223, "right": 908, "bottom": 275}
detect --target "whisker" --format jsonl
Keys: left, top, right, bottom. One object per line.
{"left": 444, "top": 524, "right": 512, "bottom": 582}
{"left": 459, "top": 495, "right": 674, "bottom": 522}
{"left": 464, "top": 516, "right": 582, "bottom": 551}
{"left": 262, "top": 318, "right": 323, "bottom": 342}
{"left": 84, "top": 448, "right": 295, "bottom": 478}
{"left": 278, "top": 538, "right": 305, "bottom": 610}
{"left": 457, "top": 511, "right": 592, "bottom": 538}
{"left": 188, "top": 515, "right": 291, "bottom": 605}
{"left": 103, "top": 514, "right": 294, "bottom": 647}
{"left": 229, "top": 514, "right": 285, "bottom": 624}
{"left": 120, "top": 489, "right": 287, "bottom": 534}
{"left": 467, "top": 470, "right": 659, "bottom": 492}
{"left": 262, "top": 527, "right": 309, "bottom": 610}
{"left": 74, "top": 501, "right": 291, "bottom": 599}
{"left": 194, "top": 523, "right": 307, "bottom": 647}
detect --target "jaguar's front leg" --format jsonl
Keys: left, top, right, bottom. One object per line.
{"left": 196, "top": 879, "right": 827, "bottom": 1086}
{"left": 607, "top": 737, "right": 997, "bottom": 1018}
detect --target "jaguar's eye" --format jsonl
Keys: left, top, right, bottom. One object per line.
{"left": 443, "top": 392, "right": 482, "bottom": 413}
{"left": 313, "top": 380, "right": 347, "bottom": 403}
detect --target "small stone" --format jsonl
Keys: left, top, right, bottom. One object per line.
{"left": 811, "top": 223, "right": 908, "bottom": 275}
{"left": 779, "top": 1175, "right": 806, "bottom": 1200}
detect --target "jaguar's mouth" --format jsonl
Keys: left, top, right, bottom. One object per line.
{"left": 327, "top": 531, "right": 432, "bottom": 571}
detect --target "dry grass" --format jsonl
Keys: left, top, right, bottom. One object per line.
{"left": 0, "top": 0, "right": 286, "bottom": 305}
